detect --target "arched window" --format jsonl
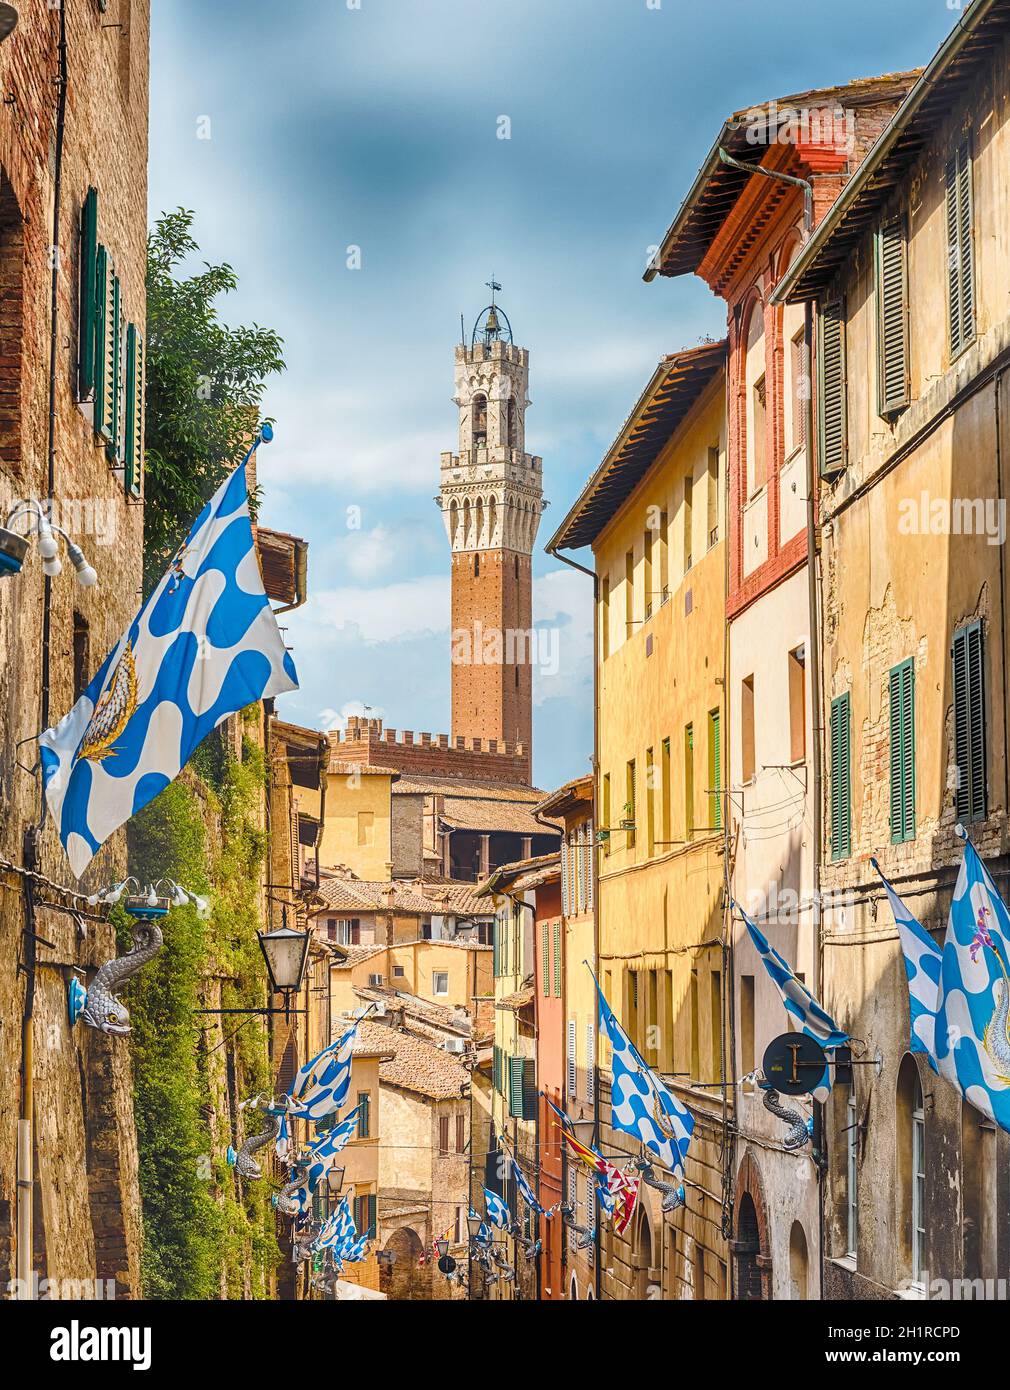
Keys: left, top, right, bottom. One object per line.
{"left": 472, "top": 393, "right": 487, "bottom": 448}
{"left": 896, "top": 1054, "right": 926, "bottom": 1286}
{"left": 780, "top": 242, "right": 808, "bottom": 457}
{"left": 789, "top": 1221, "right": 809, "bottom": 1299}
{"left": 744, "top": 301, "right": 767, "bottom": 497}
{"left": 735, "top": 1192, "right": 763, "bottom": 1300}
{"left": 507, "top": 398, "right": 517, "bottom": 450}
{"left": 634, "top": 1209, "right": 653, "bottom": 1299}
{"left": 569, "top": 1273, "right": 578, "bottom": 1301}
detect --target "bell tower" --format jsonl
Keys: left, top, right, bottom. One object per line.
{"left": 437, "top": 286, "right": 544, "bottom": 781}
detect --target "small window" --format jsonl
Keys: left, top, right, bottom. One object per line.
{"left": 683, "top": 473, "right": 694, "bottom": 572}
{"left": 830, "top": 693, "right": 852, "bottom": 861}
{"left": 741, "top": 675, "right": 756, "bottom": 782}
{"left": 876, "top": 218, "right": 909, "bottom": 416}
{"left": 751, "top": 377, "right": 767, "bottom": 494}
{"left": 684, "top": 724, "right": 694, "bottom": 841}
{"left": 472, "top": 392, "right": 487, "bottom": 447}
{"left": 788, "top": 646, "right": 806, "bottom": 764}
{"left": 952, "top": 620, "right": 986, "bottom": 823}
{"left": 708, "top": 709, "right": 721, "bottom": 831}
{"left": 439, "top": 1115, "right": 450, "bottom": 1155}
{"left": 818, "top": 299, "right": 847, "bottom": 478}
{"left": 72, "top": 612, "right": 91, "bottom": 701}
{"left": 432, "top": 970, "right": 449, "bottom": 996}
{"left": 740, "top": 975, "right": 755, "bottom": 1082}
{"left": 946, "top": 140, "right": 975, "bottom": 358}
{"left": 357, "top": 1090, "right": 370, "bottom": 1139}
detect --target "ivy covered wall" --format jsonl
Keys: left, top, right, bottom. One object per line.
{"left": 125, "top": 714, "right": 279, "bottom": 1299}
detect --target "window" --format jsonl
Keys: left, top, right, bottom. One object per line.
{"left": 357, "top": 1090, "right": 370, "bottom": 1140}
{"left": 684, "top": 724, "right": 694, "bottom": 841}
{"left": 789, "top": 646, "right": 806, "bottom": 764}
{"left": 659, "top": 509, "right": 669, "bottom": 600}
{"left": 846, "top": 1096, "right": 859, "bottom": 1259}
{"left": 625, "top": 759, "right": 636, "bottom": 850}
{"left": 790, "top": 330, "right": 808, "bottom": 452}
{"left": 567, "top": 1019, "right": 577, "bottom": 1097}
{"left": 830, "top": 693, "right": 852, "bottom": 861}
{"left": 553, "top": 921, "right": 561, "bottom": 998}
{"left": 456, "top": 1113, "right": 465, "bottom": 1154}
{"left": 72, "top": 612, "right": 91, "bottom": 702}
{"left": 432, "top": 970, "right": 449, "bottom": 997}
{"left": 889, "top": 659, "right": 916, "bottom": 843}
{"left": 327, "top": 917, "right": 360, "bottom": 945}
{"left": 643, "top": 526, "right": 654, "bottom": 619}
{"left": 585, "top": 1023, "right": 595, "bottom": 1102}
{"left": 602, "top": 773, "right": 611, "bottom": 858}
{"left": 439, "top": 1114, "right": 450, "bottom": 1155}
{"left": 952, "top": 620, "right": 986, "bottom": 823}
{"left": 509, "top": 1056, "right": 536, "bottom": 1120}
{"left": 706, "top": 447, "right": 719, "bottom": 547}
{"left": 741, "top": 675, "right": 756, "bottom": 782}
{"left": 740, "top": 975, "right": 755, "bottom": 1082}
{"left": 708, "top": 709, "right": 721, "bottom": 832}
{"left": 817, "top": 299, "right": 847, "bottom": 478}
{"left": 946, "top": 140, "right": 975, "bottom": 358}
{"left": 661, "top": 738, "right": 671, "bottom": 848}
{"left": 690, "top": 970, "right": 700, "bottom": 1083}
{"left": 541, "top": 923, "right": 550, "bottom": 996}
{"left": 625, "top": 549, "right": 634, "bottom": 633}
{"left": 912, "top": 1079, "right": 926, "bottom": 1284}
{"left": 354, "top": 1193, "right": 377, "bottom": 1239}
{"left": 751, "top": 376, "right": 767, "bottom": 493}
{"left": 876, "top": 218, "right": 909, "bottom": 416}
{"left": 627, "top": 971, "right": 640, "bottom": 1049}
{"left": 645, "top": 747, "right": 655, "bottom": 856}
{"left": 601, "top": 575, "right": 610, "bottom": 660}
{"left": 507, "top": 398, "right": 517, "bottom": 449}
{"left": 124, "top": 322, "right": 144, "bottom": 497}
{"left": 710, "top": 969, "right": 722, "bottom": 1080}
{"left": 78, "top": 187, "right": 99, "bottom": 401}
{"left": 683, "top": 472, "right": 694, "bottom": 572}
{"left": 393, "top": 963, "right": 405, "bottom": 977}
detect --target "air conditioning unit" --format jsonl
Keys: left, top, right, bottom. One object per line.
{"left": 443, "top": 1037, "right": 466, "bottom": 1054}
{"left": 371, "top": 1001, "right": 387, "bottom": 1018}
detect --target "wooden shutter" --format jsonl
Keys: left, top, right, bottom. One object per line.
{"left": 947, "top": 141, "right": 975, "bottom": 357}
{"left": 124, "top": 323, "right": 144, "bottom": 497}
{"left": 889, "top": 660, "right": 916, "bottom": 843}
{"left": 567, "top": 1020, "right": 577, "bottom": 1097}
{"left": 439, "top": 1114, "right": 450, "bottom": 1155}
{"left": 493, "top": 918, "right": 500, "bottom": 978}
{"left": 78, "top": 187, "right": 98, "bottom": 400}
{"left": 585, "top": 1023, "right": 595, "bottom": 1103}
{"left": 876, "top": 219, "right": 909, "bottom": 416}
{"left": 456, "top": 1113, "right": 465, "bottom": 1153}
{"left": 553, "top": 921, "right": 561, "bottom": 998}
{"left": 522, "top": 1059, "right": 537, "bottom": 1121}
{"left": 104, "top": 273, "right": 123, "bottom": 456}
{"left": 93, "top": 244, "right": 110, "bottom": 437}
{"left": 952, "top": 621, "right": 986, "bottom": 823}
{"left": 586, "top": 821, "right": 594, "bottom": 909}
{"left": 710, "top": 709, "right": 722, "bottom": 831}
{"left": 817, "top": 299, "right": 847, "bottom": 477}
{"left": 541, "top": 922, "right": 550, "bottom": 996}
{"left": 830, "top": 693, "right": 851, "bottom": 861}
{"left": 509, "top": 1055, "right": 526, "bottom": 1119}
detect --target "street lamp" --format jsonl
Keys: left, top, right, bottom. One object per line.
{"left": 467, "top": 1214, "right": 485, "bottom": 1242}
{"left": 325, "top": 1165, "right": 346, "bottom": 1197}
{"left": 434, "top": 1237, "right": 450, "bottom": 1260}
{"left": 258, "top": 922, "right": 311, "bottom": 1014}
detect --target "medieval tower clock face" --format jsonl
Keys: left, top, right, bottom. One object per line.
{"left": 436, "top": 288, "right": 545, "bottom": 772}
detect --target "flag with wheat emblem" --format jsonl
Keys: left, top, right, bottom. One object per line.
{"left": 38, "top": 443, "right": 297, "bottom": 877}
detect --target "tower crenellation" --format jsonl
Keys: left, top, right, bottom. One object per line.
{"left": 435, "top": 291, "right": 544, "bottom": 782}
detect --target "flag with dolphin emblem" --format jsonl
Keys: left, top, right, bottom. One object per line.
{"left": 593, "top": 974, "right": 694, "bottom": 1178}
{"left": 300, "top": 1106, "right": 360, "bottom": 1193}
{"left": 39, "top": 434, "right": 297, "bottom": 877}
{"left": 734, "top": 900, "right": 847, "bottom": 1101}
{"left": 286, "top": 1021, "right": 358, "bottom": 1122}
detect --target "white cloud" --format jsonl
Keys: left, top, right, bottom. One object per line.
{"left": 308, "top": 574, "right": 451, "bottom": 644}
{"left": 532, "top": 567, "right": 594, "bottom": 707}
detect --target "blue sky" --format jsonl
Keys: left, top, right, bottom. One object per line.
{"left": 149, "top": 0, "right": 957, "bottom": 791}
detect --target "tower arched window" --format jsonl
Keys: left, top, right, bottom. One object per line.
{"left": 507, "top": 399, "right": 517, "bottom": 450}
{"left": 472, "top": 393, "right": 487, "bottom": 448}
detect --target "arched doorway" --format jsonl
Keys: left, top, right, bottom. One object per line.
{"left": 633, "top": 1209, "right": 654, "bottom": 1299}
{"left": 734, "top": 1149, "right": 771, "bottom": 1299}
{"left": 380, "top": 1226, "right": 426, "bottom": 1300}
{"left": 569, "top": 1272, "right": 578, "bottom": 1301}
{"left": 789, "top": 1221, "right": 809, "bottom": 1299}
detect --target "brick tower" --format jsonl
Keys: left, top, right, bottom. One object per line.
{"left": 437, "top": 288, "right": 544, "bottom": 780}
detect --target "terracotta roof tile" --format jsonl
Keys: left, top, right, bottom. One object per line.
{"left": 353, "top": 1020, "right": 469, "bottom": 1100}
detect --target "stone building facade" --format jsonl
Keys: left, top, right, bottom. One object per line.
{"left": 0, "top": 1, "right": 151, "bottom": 1298}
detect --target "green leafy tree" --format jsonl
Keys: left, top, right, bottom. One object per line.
{"left": 144, "top": 208, "right": 285, "bottom": 587}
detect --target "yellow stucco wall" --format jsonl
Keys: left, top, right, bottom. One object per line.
{"left": 318, "top": 769, "right": 395, "bottom": 880}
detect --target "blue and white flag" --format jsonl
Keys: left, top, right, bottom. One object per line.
{"left": 275, "top": 1112, "right": 291, "bottom": 1161}
{"left": 594, "top": 979, "right": 694, "bottom": 1178}
{"left": 483, "top": 1188, "right": 511, "bottom": 1230}
{"left": 302, "top": 1106, "right": 360, "bottom": 1193}
{"left": 314, "top": 1197, "right": 355, "bottom": 1253}
{"left": 509, "top": 1156, "right": 543, "bottom": 1214}
{"left": 286, "top": 1023, "right": 357, "bottom": 1122}
{"left": 872, "top": 860, "right": 941, "bottom": 1070}
{"left": 39, "top": 440, "right": 297, "bottom": 877}
{"left": 932, "top": 834, "right": 1010, "bottom": 1132}
{"left": 341, "top": 1234, "right": 370, "bottom": 1264}
{"left": 735, "top": 901, "right": 847, "bottom": 1101}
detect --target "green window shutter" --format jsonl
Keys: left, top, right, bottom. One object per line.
{"left": 93, "top": 244, "right": 109, "bottom": 436}
{"left": 553, "top": 921, "right": 561, "bottom": 998}
{"left": 952, "top": 621, "right": 986, "bottom": 824}
{"left": 889, "top": 660, "right": 916, "bottom": 843}
{"left": 817, "top": 299, "right": 847, "bottom": 478}
{"left": 124, "top": 324, "right": 144, "bottom": 498}
{"left": 876, "top": 219, "right": 909, "bottom": 417}
{"left": 522, "top": 1059, "right": 537, "bottom": 1122}
{"left": 830, "top": 693, "right": 851, "bottom": 861}
{"left": 78, "top": 187, "right": 98, "bottom": 400}
{"left": 509, "top": 1055, "right": 525, "bottom": 1119}
{"left": 710, "top": 708, "right": 722, "bottom": 831}
{"left": 105, "top": 274, "right": 122, "bottom": 459}
{"left": 947, "top": 142, "right": 975, "bottom": 357}
{"left": 493, "top": 919, "right": 500, "bottom": 977}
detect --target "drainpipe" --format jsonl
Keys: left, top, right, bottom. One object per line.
{"left": 546, "top": 543, "right": 600, "bottom": 1298}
